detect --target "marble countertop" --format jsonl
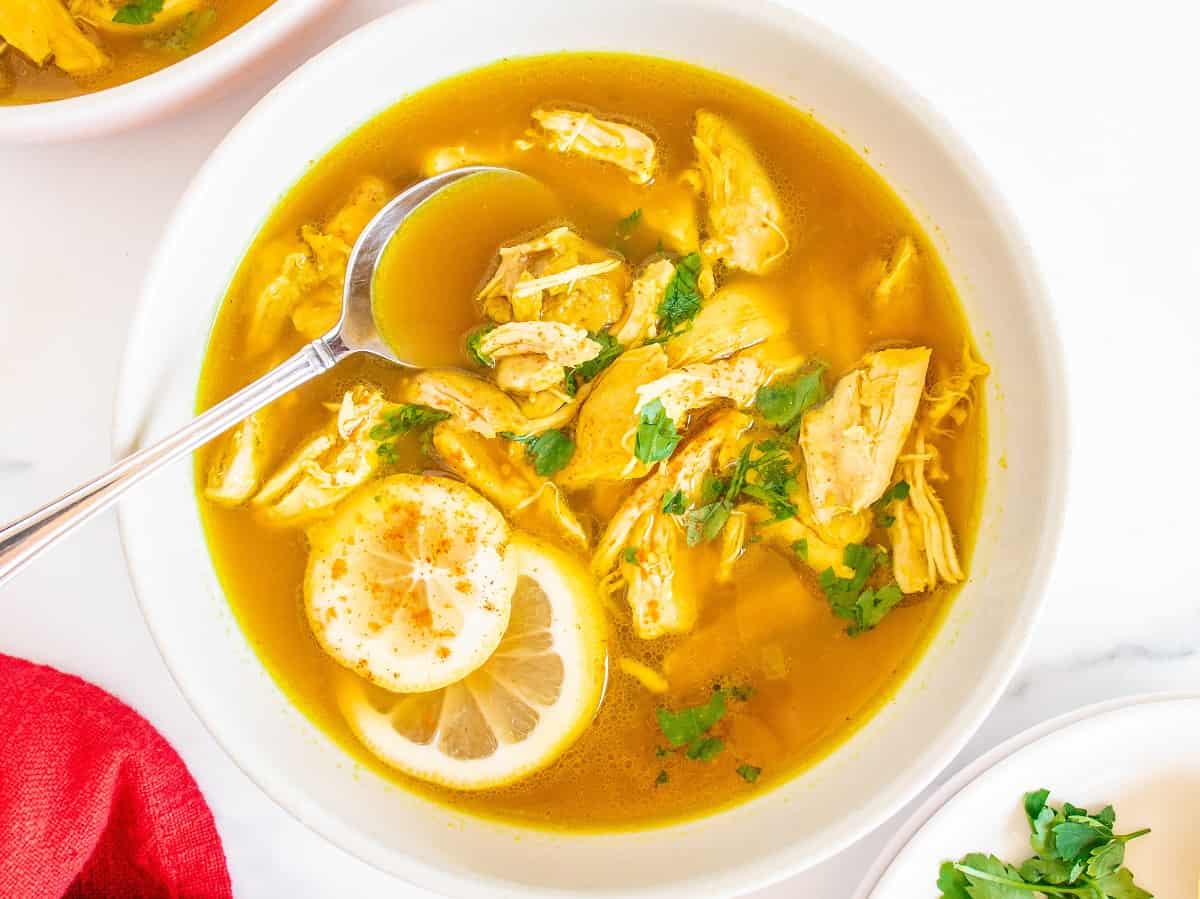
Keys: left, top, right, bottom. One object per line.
{"left": 2, "top": 1, "right": 1198, "bottom": 895}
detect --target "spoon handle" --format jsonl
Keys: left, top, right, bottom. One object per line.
{"left": 0, "top": 338, "right": 341, "bottom": 590}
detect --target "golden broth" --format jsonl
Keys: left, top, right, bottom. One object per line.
{"left": 195, "top": 53, "right": 985, "bottom": 831}
{"left": 0, "top": 0, "right": 275, "bottom": 105}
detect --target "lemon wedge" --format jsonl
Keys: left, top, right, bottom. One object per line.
{"left": 336, "top": 534, "right": 607, "bottom": 790}
{"left": 306, "top": 473, "right": 517, "bottom": 694}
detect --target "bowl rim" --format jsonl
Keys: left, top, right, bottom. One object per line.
{"left": 0, "top": 0, "right": 340, "bottom": 143}
{"left": 113, "top": 0, "right": 1070, "bottom": 894}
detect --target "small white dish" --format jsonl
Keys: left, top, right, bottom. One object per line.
{"left": 854, "top": 693, "right": 1200, "bottom": 899}
{"left": 0, "top": 0, "right": 340, "bottom": 143}
{"left": 113, "top": 0, "right": 1068, "bottom": 895}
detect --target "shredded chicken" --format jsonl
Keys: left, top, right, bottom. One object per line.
{"left": 431, "top": 420, "right": 587, "bottom": 551}
{"left": 800, "top": 347, "right": 931, "bottom": 522}
{"left": 634, "top": 352, "right": 774, "bottom": 424}
{"left": 401, "top": 369, "right": 586, "bottom": 439}
{"left": 558, "top": 344, "right": 669, "bottom": 489}
{"left": 245, "top": 177, "right": 391, "bottom": 355}
{"left": 205, "top": 413, "right": 267, "bottom": 506}
{"left": 477, "top": 321, "right": 602, "bottom": 366}
{"left": 691, "top": 111, "right": 788, "bottom": 274}
{"left": 594, "top": 411, "right": 751, "bottom": 639}
{"left": 251, "top": 386, "right": 386, "bottom": 525}
{"left": 665, "top": 284, "right": 784, "bottom": 366}
{"left": 476, "top": 226, "right": 627, "bottom": 330}
{"left": 612, "top": 259, "right": 674, "bottom": 346}
{"left": 532, "top": 108, "right": 657, "bottom": 184}
{"left": 923, "top": 344, "right": 990, "bottom": 434}
{"left": 0, "top": 0, "right": 107, "bottom": 75}
{"left": 751, "top": 493, "right": 871, "bottom": 580}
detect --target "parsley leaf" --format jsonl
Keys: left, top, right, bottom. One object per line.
{"left": 656, "top": 690, "right": 726, "bottom": 748}
{"left": 144, "top": 7, "right": 215, "bottom": 51}
{"left": 661, "top": 489, "right": 686, "bottom": 515}
{"left": 465, "top": 323, "right": 497, "bottom": 368}
{"left": 873, "top": 480, "right": 911, "bottom": 527}
{"left": 686, "top": 736, "right": 724, "bottom": 761}
{"left": 682, "top": 443, "right": 799, "bottom": 545}
{"left": 657, "top": 252, "right": 703, "bottom": 334}
{"left": 371, "top": 404, "right": 450, "bottom": 462}
{"left": 736, "top": 764, "right": 762, "bottom": 784}
{"left": 564, "top": 331, "right": 623, "bottom": 396}
{"left": 113, "top": 0, "right": 164, "bottom": 23}
{"left": 654, "top": 769, "right": 669, "bottom": 786}
{"left": 817, "top": 543, "right": 903, "bottom": 635}
{"left": 501, "top": 429, "right": 575, "bottom": 476}
{"left": 729, "top": 684, "right": 755, "bottom": 701}
{"left": 622, "top": 547, "right": 639, "bottom": 565}
{"left": 755, "top": 364, "right": 827, "bottom": 433}
{"left": 792, "top": 538, "right": 809, "bottom": 560}
{"left": 634, "top": 398, "right": 681, "bottom": 463}
{"left": 616, "top": 208, "right": 643, "bottom": 241}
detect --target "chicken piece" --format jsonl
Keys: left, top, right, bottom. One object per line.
{"left": 252, "top": 386, "right": 386, "bottom": 525}
{"left": 205, "top": 413, "right": 267, "bottom": 506}
{"left": 477, "top": 226, "right": 627, "bottom": 330}
{"left": 923, "top": 344, "right": 990, "bottom": 434}
{"left": 800, "top": 347, "right": 931, "bottom": 522}
{"left": 889, "top": 428, "right": 963, "bottom": 594}
{"left": 873, "top": 235, "right": 918, "bottom": 304}
{"left": 594, "top": 411, "right": 751, "bottom": 639}
{"left": 532, "top": 107, "right": 657, "bottom": 184}
{"left": 419, "top": 142, "right": 516, "bottom": 178}
{"left": 691, "top": 111, "right": 788, "bottom": 274}
{"left": 432, "top": 421, "right": 587, "bottom": 551}
{"left": 557, "top": 345, "right": 669, "bottom": 489}
{"left": 245, "top": 177, "right": 391, "bottom": 355}
{"left": 665, "top": 283, "right": 783, "bottom": 366}
{"left": 717, "top": 508, "right": 749, "bottom": 583}
{"left": 612, "top": 259, "right": 674, "bottom": 346}
{"left": 751, "top": 499, "right": 871, "bottom": 579}
{"left": 73, "top": 0, "right": 204, "bottom": 34}
{"left": 0, "top": 0, "right": 107, "bottom": 75}
{"left": 495, "top": 356, "right": 568, "bottom": 396}
{"left": 400, "top": 368, "right": 586, "bottom": 438}
{"left": 634, "top": 352, "right": 772, "bottom": 424}
{"left": 477, "top": 321, "right": 602, "bottom": 366}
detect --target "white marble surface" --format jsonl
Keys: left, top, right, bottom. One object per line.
{"left": 2, "top": 1, "right": 1199, "bottom": 896}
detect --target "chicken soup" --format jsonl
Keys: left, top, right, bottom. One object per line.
{"left": 196, "top": 53, "right": 987, "bottom": 830}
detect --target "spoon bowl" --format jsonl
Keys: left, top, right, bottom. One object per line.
{"left": 0, "top": 165, "right": 528, "bottom": 588}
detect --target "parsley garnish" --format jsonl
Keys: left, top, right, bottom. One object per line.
{"left": 682, "top": 443, "right": 798, "bottom": 546}
{"left": 661, "top": 489, "right": 686, "bottom": 515}
{"left": 500, "top": 429, "right": 575, "bottom": 477}
{"left": 465, "top": 323, "right": 497, "bottom": 368}
{"left": 615, "top": 208, "right": 643, "bottom": 241}
{"left": 729, "top": 685, "right": 755, "bottom": 702}
{"left": 634, "top": 398, "right": 681, "bottom": 463}
{"left": 755, "top": 363, "right": 827, "bottom": 436}
{"left": 736, "top": 764, "right": 762, "bottom": 784}
{"left": 656, "top": 252, "right": 703, "bottom": 334}
{"left": 112, "top": 0, "right": 164, "bottom": 24}
{"left": 656, "top": 689, "right": 726, "bottom": 762}
{"left": 817, "top": 543, "right": 903, "bottom": 635}
{"left": 371, "top": 404, "right": 450, "bottom": 463}
{"left": 564, "top": 331, "right": 623, "bottom": 396}
{"left": 654, "top": 770, "right": 670, "bottom": 786}
{"left": 938, "top": 790, "right": 1152, "bottom": 899}
{"left": 872, "top": 480, "right": 911, "bottom": 528}
{"left": 144, "top": 8, "right": 215, "bottom": 51}
{"left": 622, "top": 547, "right": 639, "bottom": 565}
{"left": 792, "top": 538, "right": 809, "bottom": 560}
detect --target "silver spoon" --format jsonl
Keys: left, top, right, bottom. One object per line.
{"left": 0, "top": 165, "right": 520, "bottom": 588}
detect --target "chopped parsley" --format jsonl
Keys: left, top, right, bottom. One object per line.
{"left": 661, "top": 489, "right": 686, "bottom": 515}
{"left": 729, "top": 684, "right": 755, "bottom": 702}
{"left": 755, "top": 363, "right": 827, "bottom": 436}
{"left": 634, "top": 398, "right": 681, "bottom": 463}
{"left": 656, "top": 689, "right": 727, "bottom": 762}
{"left": 654, "top": 770, "right": 670, "bottom": 786}
{"left": 682, "top": 443, "right": 798, "bottom": 546}
{"left": 465, "top": 323, "right": 497, "bottom": 368}
{"left": 615, "top": 208, "right": 643, "bottom": 241}
{"left": 622, "top": 547, "right": 639, "bottom": 565}
{"left": 873, "top": 480, "right": 911, "bottom": 528}
{"left": 112, "top": 0, "right": 164, "bottom": 24}
{"left": 686, "top": 736, "right": 725, "bottom": 761}
{"left": 736, "top": 764, "right": 762, "bottom": 784}
{"left": 500, "top": 429, "right": 575, "bottom": 477}
{"left": 371, "top": 404, "right": 450, "bottom": 463}
{"left": 939, "top": 790, "right": 1152, "bottom": 899}
{"left": 564, "top": 331, "right": 623, "bottom": 396}
{"left": 144, "top": 8, "right": 215, "bottom": 51}
{"left": 656, "top": 252, "right": 703, "bottom": 334}
{"left": 817, "top": 543, "right": 903, "bottom": 635}
{"left": 792, "top": 538, "right": 809, "bottom": 560}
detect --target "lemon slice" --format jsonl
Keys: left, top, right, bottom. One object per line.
{"left": 306, "top": 473, "right": 517, "bottom": 694}
{"left": 335, "top": 534, "right": 607, "bottom": 790}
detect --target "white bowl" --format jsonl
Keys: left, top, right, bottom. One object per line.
{"left": 0, "top": 0, "right": 339, "bottom": 143}
{"left": 114, "top": 1, "right": 1068, "bottom": 896}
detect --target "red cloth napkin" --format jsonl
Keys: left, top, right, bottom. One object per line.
{"left": 0, "top": 653, "right": 232, "bottom": 899}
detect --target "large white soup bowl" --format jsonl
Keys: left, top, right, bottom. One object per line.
{"left": 114, "top": 1, "right": 1067, "bottom": 896}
